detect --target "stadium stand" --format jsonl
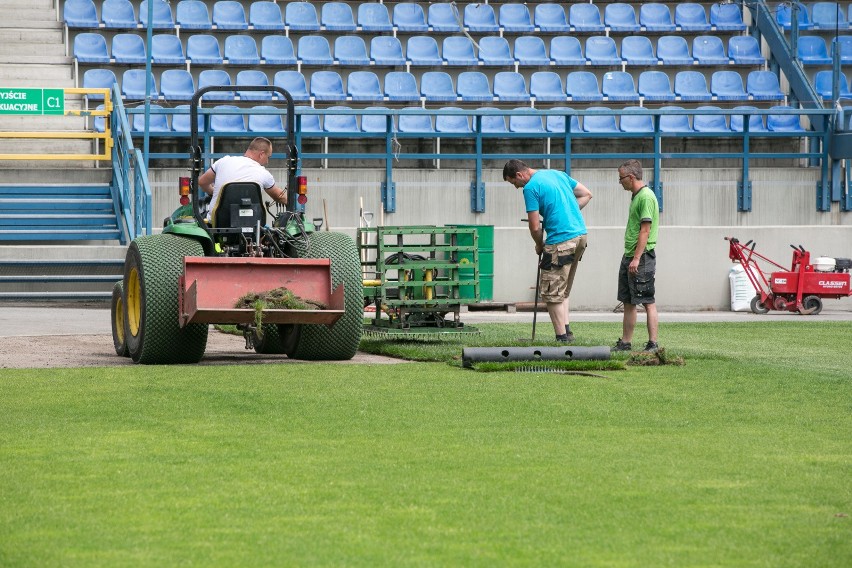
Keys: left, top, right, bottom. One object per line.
{"left": 811, "top": 2, "right": 847, "bottom": 29}
{"left": 479, "top": 37, "right": 514, "bottom": 66}
{"left": 224, "top": 36, "right": 260, "bottom": 65}
{"left": 509, "top": 111, "right": 545, "bottom": 133}
{"left": 640, "top": 3, "right": 676, "bottom": 31}
{"left": 622, "top": 36, "right": 658, "bottom": 66}
{"left": 583, "top": 107, "right": 619, "bottom": 133}
{"left": 82, "top": 68, "right": 118, "bottom": 100}
{"left": 602, "top": 72, "right": 639, "bottom": 101}
{"left": 567, "top": 71, "right": 603, "bottom": 102}
{"left": 534, "top": 4, "right": 570, "bottom": 32}
{"left": 248, "top": 105, "right": 284, "bottom": 132}
{"left": 198, "top": 69, "right": 233, "bottom": 100}
{"left": 407, "top": 36, "right": 442, "bottom": 67}
{"left": 659, "top": 106, "right": 692, "bottom": 132}
{"left": 436, "top": 108, "right": 472, "bottom": 134}
{"left": 74, "top": 33, "right": 110, "bottom": 64}
{"left": 711, "top": 71, "right": 749, "bottom": 101}
{"left": 420, "top": 71, "right": 457, "bottom": 102}
{"left": 175, "top": 0, "right": 212, "bottom": 30}
{"left": 638, "top": 71, "right": 675, "bottom": 102}
{"left": 499, "top": 4, "right": 534, "bottom": 33}
{"left": 814, "top": 70, "right": 851, "bottom": 99}
{"left": 249, "top": 1, "right": 285, "bottom": 30}
{"left": 361, "top": 107, "right": 390, "bottom": 133}
{"left": 428, "top": 3, "right": 461, "bottom": 32}
{"left": 458, "top": 72, "right": 493, "bottom": 102}
{"left": 132, "top": 104, "right": 169, "bottom": 133}
{"left": 747, "top": 70, "right": 785, "bottom": 101}
{"left": 298, "top": 35, "right": 333, "bottom": 66}
{"left": 210, "top": 105, "right": 245, "bottom": 132}
{"left": 692, "top": 36, "right": 728, "bottom": 66}
{"left": 393, "top": 3, "right": 428, "bottom": 32}
{"left": 798, "top": 36, "right": 832, "bottom": 65}
{"left": 515, "top": 37, "right": 550, "bottom": 66}
{"left": 728, "top": 36, "right": 765, "bottom": 65}
{"left": 731, "top": 106, "right": 767, "bottom": 132}
{"left": 122, "top": 69, "right": 158, "bottom": 100}
{"left": 693, "top": 107, "right": 728, "bottom": 132}
{"left": 586, "top": 36, "right": 621, "bottom": 66}
{"left": 546, "top": 108, "right": 580, "bottom": 133}
{"left": 494, "top": 72, "right": 530, "bottom": 102}
{"left": 285, "top": 1, "right": 320, "bottom": 31}
{"left": 212, "top": 1, "right": 248, "bottom": 30}
{"left": 310, "top": 70, "right": 346, "bottom": 101}
{"left": 550, "top": 36, "right": 585, "bottom": 66}
{"left": 236, "top": 70, "right": 271, "bottom": 100}
{"left": 160, "top": 69, "right": 195, "bottom": 101}
{"left": 569, "top": 3, "right": 605, "bottom": 32}
{"left": 776, "top": 1, "right": 813, "bottom": 30}
{"left": 296, "top": 107, "right": 321, "bottom": 133}
{"left": 675, "top": 3, "right": 710, "bottom": 31}
{"left": 384, "top": 71, "right": 420, "bottom": 102}
{"left": 324, "top": 106, "right": 359, "bottom": 133}
{"left": 151, "top": 34, "right": 185, "bottom": 65}
{"left": 171, "top": 104, "right": 204, "bottom": 132}
{"left": 321, "top": 2, "right": 356, "bottom": 31}
{"left": 767, "top": 106, "right": 804, "bottom": 131}
{"left": 710, "top": 3, "right": 747, "bottom": 30}
{"left": 464, "top": 3, "right": 499, "bottom": 32}
{"left": 335, "top": 36, "right": 369, "bottom": 66}
{"left": 399, "top": 111, "right": 433, "bottom": 133}
{"left": 620, "top": 107, "right": 654, "bottom": 132}
{"left": 102, "top": 0, "right": 138, "bottom": 29}
{"left": 674, "top": 71, "right": 712, "bottom": 102}
{"left": 140, "top": 0, "right": 175, "bottom": 29}
{"left": 186, "top": 35, "right": 223, "bottom": 65}
{"left": 657, "top": 36, "right": 694, "bottom": 65}
{"left": 347, "top": 70, "right": 383, "bottom": 101}
{"left": 64, "top": 0, "right": 99, "bottom": 28}
{"left": 604, "top": 3, "right": 640, "bottom": 32}
{"left": 111, "top": 34, "right": 146, "bottom": 65}
{"left": 834, "top": 37, "right": 852, "bottom": 64}
{"left": 370, "top": 36, "right": 405, "bottom": 66}
{"left": 530, "top": 72, "right": 566, "bottom": 102}
{"left": 273, "top": 70, "right": 310, "bottom": 101}
{"left": 261, "top": 36, "right": 296, "bottom": 65}
{"left": 358, "top": 3, "right": 393, "bottom": 32}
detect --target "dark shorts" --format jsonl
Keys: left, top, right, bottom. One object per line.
{"left": 617, "top": 250, "right": 656, "bottom": 305}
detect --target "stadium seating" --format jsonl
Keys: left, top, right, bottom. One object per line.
{"left": 479, "top": 37, "right": 514, "bottom": 66}
{"left": 776, "top": 2, "right": 813, "bottom": 30}
{"left": 604, "top": 3, "right": 640, "bottom": 32}
{"left": 171, "top": 105, "right": 204, "bottom": 132}
{"left": 602, "top": 72, "right": 639, "bottom": 101}
{"left": 111, "top": 34, "right": 146, "bottom": 64}
{"left": 321, "top": 2, "right": 356, "bottom": 31}
{"left": 285, "top": 1, "right": 319, "bottom": 31}
{"left": 370, "top": 36, "right": 405, "bottom": 66}
{"left": 747, "top": 71, "right": 785, "bottom": 100}
{"left": 711, "top": 71, "right": 748, "bottom": 101}
{"left": 710, "top": 3, "right": 746, "bottom": 30}
{"left": 310, "top": 70, "right": 345, "bottom": 101}
{"left": 358, "top": 3, "right": 392, "bottom": 32}
{"left": 436, "top": 108, "right": 472, "bottom": 134}
{"left": 546, "top": 108, "right": 580, "bottom": 133}
{"left": 693, "top": 36, "right": 728, "bottom": 65}
{"left": 767, "top": 106, "right": 804, "bottom": 131}
{"left": 814, "top": 70, "right": 851, "bottom": 99}
{"left": 833, "top": 36, "right": 852, "bottom": 64}
{"left": 297, "top": 107, "right": 322, "bottom": 133}
{"left": 657, "top": 36, "right": 694, "bottom": 65}
{"left": 811, "top": 2, "right": 847, "bottom": 29}
{"left": 464, "top": 3, "right": 498, "bottom": 31}
{"left": 273, "top": 70, "right": 310, "bottom": 101}
{"left": 566, "top": 71, "right": 603, "bottom": 101}
{"left": 212, "top": 1, "right": 248, "bottom": 30}
{"left": 151, "top": 34, "right": 185, "bottom": 65}
{"left": 797, "top": 36, "right": 831, "bottom": 64}
{"left": 583, "top": 107, "right": 618, "bottom": 133}
{"left": 569, "top": 3, "right": 605, "bottom": 32}
{"left": 224, "top": 36, "right": 260, "bottom": 65}
{"left": 393, "top": 3, "right": 428, "bottom": 32}
{"left": 586, "top": 36, "right": 621, "bottom": 66}
{"left": 64, "top": 0, "right": 99, "bottom": 28}
{"left": 384, "top": 71, "right": 419, "bottom": 101}
{"left": 458, "top": 72, "right": 493, "bottom": 102}
{"left": 122, "top": 69, "right": 159, "bottom": 100}
{"left": 509, "top": 110, "right": 545, "bottom": 134}
{"left": 347, "top": 70, "right": 383, "bottom": 101}
{"left": 530, "top": 72, "right": 566, "bottom": 102}
{"left": 675, "top": 3, "right": 710, "bottom": 31}
{"left": 361, "top": 107, "right": 390, "bottom": 133}
{"left": 640, "top": 3, "right": 676, "bottom": 31}
{"left": 499, "top": 4, "right": 534, "bottom": 32}
{"left": 443, "top": 37, "right": 478, "bottom": 66}
{"left": 210, "top": 105, "right": 245, "bottom": 132}
{"left": 140, "top": 0, "right": 175, "bottom": 29}
{"left": 493, "top": 72, "right": 530, "bottom": 102}
{"left": 620, "top": 107, "right": 654, "bottom": 132}
{"left": 198, "top": 69, "right": 233, "bottom": 100}
{"left": 407, "top": 36, "right": 442, "bottom": 66}
{"left": 248, "top": 105, "right": 284, "bottom": 132}
{"left": 236, "top": 70, "right": 271, "bottom": 100}
{"left": 428, "top": 3, "right": 461, "bottom": 32}
{"left": 324, "top": 106, "right": 359, "bottom": 133}
{"left": 249, "top": 1, "right": 285, "bottom": 30}
{"left": 638, "top": 71, "right": 675, "bottom": 101}
{"left": 674, "top": 71, "right": 712, "bottom": 101}
{"left": 550, "top": 36, "right": 585, "bottom": 66}
{"left": 102, "top": 0, "right": 137, "bottom": 29}
{"left": 693, "top": 106, "right": 728, "bottom": 132}
{"left": 73, "top": 33, "right": 110, "bottom": 63}
{"left": 176, "top": 0, "right": 212, "bottom": 30}
{"left": 160, "top": 69, "right": 194, "bottom": 100}
{"left": 420, "top": 71, "right": 457, "bottom": 102}
{"left": 515, "top": 37, "right": 550, "bottom": 66}
{"left": 93, "top": 104, "right": 106, "bottom": 133}
{"left": 261, "top": 36, "right": 296, "bottom": 65}
{"left": 83, "top": 69, "right": 118, "bottom": 100}
{"left": 730, "top": 106, "right": 767, "bottom": 132}
{"left": 297, "top": 35, "right": 333, "bottom": 66}
{"left": 659, "top": 106, "right": 692, "bottom": 132}
{"left": 334, "top": 36, "right": 369, "bottom": 66}
{"left": 622, "top": 36, "right": 658, "bottom": 66}
{"left": 399, "top": 110, "right": 433, "bottom": 133}
{"left": 728, "top": 36, "right": 765, "bottom": 65}
{"left": 187, "top": 35, "right": 223, "bottom": 65}
{"left": 534, "top": 4, "right": 569, "bottom": 32}
{"left": 131, "top": 104, "right": 170, "bottom": 133}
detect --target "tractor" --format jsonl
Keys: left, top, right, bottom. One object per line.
{"left": 111, "top": 86, "right": 363, "bottom": 364}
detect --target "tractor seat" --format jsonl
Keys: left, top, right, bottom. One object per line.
{"left": 211, "top": 182, "right": 266, "bottom": 230}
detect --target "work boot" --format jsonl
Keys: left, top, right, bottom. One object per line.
{"left": 555, "top": 333, "right": 569, "bottom": 342}
{"left": 612, "top": 338, "right": 632, "bottom": 352}
{"left": 564, "top": 326, "right": 575, "bottom": 343}
{"left": 643, "top": 341, "right": 659, "bottom": 353}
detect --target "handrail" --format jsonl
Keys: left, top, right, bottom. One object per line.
{"left": 111, "top": 85, "right": 152, "bottom": 239}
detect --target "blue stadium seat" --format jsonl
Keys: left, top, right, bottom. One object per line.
{"left": 111, "top": 34, "right": 146, "bottom": 64}
{"left": 583, "top": 107, "right": 618, "bottom": 133}
{"left": 122, "top": 69, "right": 158, "bottom": 100}
{"left": 622, "top": 36, "right": 658, "bottom": 66}
{"left": 811, "top": 2, "right": 846, "bottom": 29}
{"left": 335, "top": 36, "right": 369, "bottom": 66}
{"left": 602, "top": 71, "right": 639, "bottom": 101}
{"left": 248, "top": 105, "right": 284, "bottom": 132}
{"left": 297, "top": 106, "right": 321, "bottom": 133}
{"left": 399, "top": 109, "right": 433, "bottom": 133}
{"left": 140, "top": 0, "right": 175, "bottom": 29}
{"left": 384, "top": 71, "right": 420, "bottom": 101}
{"left": 509, "top": 109, "right": 545, "bottom": 133}
{"left": 776, "top": 2, "right": 813, "bottom": 30}
{"left": 285, "top": 1, "right": 320, "bottom": 31}
{"left": 464, "top": 3, "right": 499, "bottom": 32}
{"left": 261, "top": 36, "right": 296, "bottom": 65}
{"left": 814, "top": 70, "right": 851, "bottom": 99}
{"left": 212, "top": 1, "right": 248, "bottom": 30}
{"left": 833, "top": 36, "right": 852, "bottom": 64}
{"left": 429, "top": 3, "right": 461, "bottom": 32}
{"left": 361, "top": 106, "right": 390, "bottom": 133}
{"left": 224, "top": 35, "right": 259, "bottom": 65}
{"left": 514, "top": 37, "right": 550, "bottom": 66}
{"left": 620, "top": 106, "right": 654, "bottom": 132}
{"left": 711, "top": 71, "right": 748, "bottom": 101}
{"left": 458, "top": 72, "right": 493, "bottom": 102}
{"left": 640, "top": 3, "right": 676, "bottom": 31}
{"left": 407, "top": 36, "right": 442, "bottom": 66}
{"left": 176, "top": 0, "right": 212, "bottom": 30}
{"left": 249, "top": 1, "right": 285, "bottom": 31}
{"left": 236, "top": 70, "right": 271, "bottom": 100}
{"left": 347, "top": 70, "right": 383, "bottom": 101}
{"left": 605, "top": 3, "right": 640, "bottom": 32}
{"left": 728, "top": 36, "right": 765, "bottom": 65}
{"left": 420, "top": 71, "right": 457, "bottom": 102}
{"left": 659, "top": 106, "right": 692, "bottom": 132}
{"left": 160, "top": 69, "right": 194, "bottom": 100}
{"left": 530, "top": 72, "right": 565, "bottom": 102}
{"left": 93, "top": 104, "right": 106, "bottom": 133}
{"left": 479, "top": 36, "right": 514, "bottom": 66}
{"left": 730, "top": 106, "right": 767, "bottom": 132}
{"left": 298, "top": 35, "right": 333, "bottom": 65}
{"left": 693, "top": 36, "right": 728, "bottom": 65}
{"left": 674, "top": 71, "right": 712, "bottom": 101}
{"left": 211, "top": 105, "right": 245, "bottom": 132}
{"left": 747, "top": 71, "right": 785, "bottom": 100}
{"left": 187, "top": 35, "right": 223, "bottom": 64}
{"left": 638, "top": 71, "right": 675, "bottom": 101}
{"left": 321, "top": 2, "right": 356, "bottom": 31}
{"left": 710, "top": 4, "right": 746, "bottom": 31}
{"left": 586, "top": 36, "right": 621, "bottom": 65}
{"left": 798, "top": 36, "right": 831, "bottom": 64}
{"left": 570, "top": 3, "right": 605, "bottom": 32}
{"left": 693, "top": 106, "right": 727, "bottom": 132}
{"left": 767, "top": 106, "right": 804, "bottom": 131}
{"left": 151, "top": 34, "right": 185, "bottom": 64}
{"left": 546, "top": 108, "right": 580, "bottom": 133}
{"left": 198, "top": 69, "right": 233, "bottom": 100}
{"left": 494, "top": 72, "right": 530, "bottom": 102}
{"left": 102, "top": 0, "right": 137, "bottom": 29}
{"left": 675, "top": 3, "right": 710, "bottom": 31}
{"left": 657, "top": 36, "right": 694, "bottom": 65}
{"left": 74, "top": 33, "right": 110, "bottom": 63}
{"left": 132, "top": 104, "right": 170, "bottom": 133}
{"left": 442, "top": 36, "right": 477, "bottom": 66}
{"left": 500, "top": 4, "right": 534, "bottom": 32}
{"left": 358, "top": 3, "right": 393, "bottom": 32}
{"left": 64, "top": 0, "right": 99, "bottom": 28}
{"left": 566, "top": 71, "right": 603, "bottom": 101}
{"left": 310, "top": 70, "right": 345, "bottom": 101}
{"left": 436, "top": 107, "right": 472, "bottom": 134}
{"left": 171, "top": 105, "right": 204, "bottom": 133}
{"left": 83, "top": 69, "right": 117, "bottom": 100}
{"left": 550, "top": 36, "right": 585, "bottom": 66}
{"left": 393, "top": 3, "right": 428, "bottom": 32}
{"left": 324, "top": 106, "right": 359, "bottom": 133}
{"left": 273, "top": 70, "right": 310, "bottom": 101}
{"left": 370, "top": 36, "right": 405, "bottom": 66}
{"left": 535, "top": 4, "right": 569, "bottom": 32}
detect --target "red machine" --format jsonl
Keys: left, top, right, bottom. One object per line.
{"left": 726, "top": 237, "right": 852, "bottom": 315}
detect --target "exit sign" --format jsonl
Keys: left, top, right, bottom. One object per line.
{"left": 0, "top": 88, "right": 65, "bottom": 115}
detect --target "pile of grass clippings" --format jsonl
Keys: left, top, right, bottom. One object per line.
{"left": 234, "top": 287, "right": 326, "bottom": 331}
{"left": 627, "top": 347, "right": 685, "bottom": 366}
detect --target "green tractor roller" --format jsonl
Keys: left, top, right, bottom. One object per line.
{"left": 112, "top": 85, "right": 363, "bottom": 364}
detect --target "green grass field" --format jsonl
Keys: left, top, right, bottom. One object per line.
{"left": 1, "top": 322, "right": 850, "bottom": 566}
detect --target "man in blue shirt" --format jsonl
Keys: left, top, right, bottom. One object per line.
{"left": 503, "top": 159, "right": 593, "bottom": 342}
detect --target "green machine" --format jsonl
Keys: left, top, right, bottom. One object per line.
{"left": 359, "top": 225, "right": 482, "bottom": 337}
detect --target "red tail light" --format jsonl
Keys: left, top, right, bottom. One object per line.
{"left": 179, "top": 177, "right": 190, "bottom": 206}
{"left": 297, "top": 175, "right": 307, "bottom": 205}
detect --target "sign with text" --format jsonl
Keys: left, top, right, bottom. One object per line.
{"left": 0, "top": 88, "right": 65, "bottom": 115}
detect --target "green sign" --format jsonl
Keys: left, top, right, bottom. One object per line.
{"left": 0, "top": 88, "right": 65, "bottom": 115}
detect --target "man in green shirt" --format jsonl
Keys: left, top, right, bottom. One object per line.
{"left": 613, "top": 159, "right": 659, "bottom": 353}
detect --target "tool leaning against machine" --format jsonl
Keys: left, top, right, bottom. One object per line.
{"left": 726, "top": 237, "right": 852, "bottom": 315}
